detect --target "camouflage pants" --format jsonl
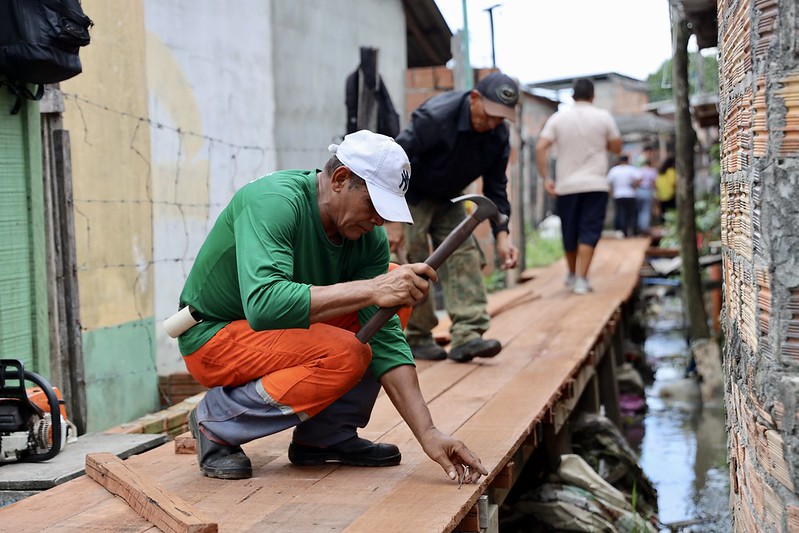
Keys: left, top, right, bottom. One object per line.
{"left": 403, "top": 195, "right": 490, "bottom": 348}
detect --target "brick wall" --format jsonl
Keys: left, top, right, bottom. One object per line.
{"left": 718, "top": 0, "right": 799, "bottom": 530}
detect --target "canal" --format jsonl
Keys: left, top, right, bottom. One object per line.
{"left": 632, "top": 292, "right": 731, "bottom": 532}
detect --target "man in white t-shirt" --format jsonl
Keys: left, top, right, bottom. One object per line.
{"left": 606, "top": 154, "right": 642, "bottom": 237}
{"left": 535, "top": 79, "right": 622, "bottom": 294}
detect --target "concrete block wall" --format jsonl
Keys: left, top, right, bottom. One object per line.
{"left": 718, "top": 0, "right": 799, "bottom": 530}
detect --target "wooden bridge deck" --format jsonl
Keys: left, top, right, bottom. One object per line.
{"left": 1, "top": 237, "right": 650, "bottom": 533}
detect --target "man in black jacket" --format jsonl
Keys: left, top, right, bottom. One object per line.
{"left": 386, "top": 71, "right": 519, "bottom": 363}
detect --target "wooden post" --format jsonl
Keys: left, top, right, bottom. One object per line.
{"left": 542, "top": 422, "right": 571, "bottom": 466}
{"left": 52, "top": 129, "right": 87, "bottom": 433}
{"left": 670, "top": 8, "right": 710, "bottom": 341}
{"left": 598, "top": 347, "right": 621, "bottom": 426}
{"left": 356, "top": 47, "right": 379, "bottom": 132}
{"left": 576, "top": 372, "right": 600, "bottom": 414}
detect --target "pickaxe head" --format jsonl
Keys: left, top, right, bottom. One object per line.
{"left": 450, "top": 194, "right": 509, "bottom": 226}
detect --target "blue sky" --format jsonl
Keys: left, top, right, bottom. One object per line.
{"left": 433, "top": 0, "right": 680, "bottom": 84}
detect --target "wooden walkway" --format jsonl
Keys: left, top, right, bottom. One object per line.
{"left": 1, "top": 237, "right": 650, "bottom": 533}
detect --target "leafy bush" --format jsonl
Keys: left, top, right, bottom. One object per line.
{"left": 659, "top": 195, "right": 720, "bottom": 255}
{"left": 526, "top": 231, "right": 564, "bottom": 268}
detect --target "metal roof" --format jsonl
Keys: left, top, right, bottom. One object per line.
{"left": 525, "top": 72, "right": 648, "bottom": 91}
{"left": 614, "top": 113, "right": 675, "bottom": 135}
{"left": 403, "top": 0, "right": 453, "bottom": 67}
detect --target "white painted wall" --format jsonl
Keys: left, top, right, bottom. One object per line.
{"left": 150, "top": 0, "right": 407, "bottom": 374}
{"left": 271, "top": 0, "right": 407, "bottom": 169}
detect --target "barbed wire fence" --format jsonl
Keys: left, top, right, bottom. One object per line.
{"left": 60, "top": 91, "right": 341, "bottom": 401}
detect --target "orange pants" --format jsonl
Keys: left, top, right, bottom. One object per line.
{"left": 184, "top": 264, "right": 411, "bottom": 419}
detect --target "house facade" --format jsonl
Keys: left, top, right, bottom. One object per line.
{"left": 1, "top": 0, "right": 446, "bottom": 432}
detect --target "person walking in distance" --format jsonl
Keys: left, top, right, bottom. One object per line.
{"left": 606, "top": 154, "right": 641, "bottom": 237}
{"left": 171, "top": 130, "right": 487, "bottom": 484}
{"left": 386, "top": 71, "right": 520, "bottom": 362}
{"left": 535, "top": 78, "right": 622, "bottom": 294}
{"left": 635, "top": 157, "right": 658, "bottom": 234}
{"left": 655, "top": 156, "right": 677, "bottom": 223}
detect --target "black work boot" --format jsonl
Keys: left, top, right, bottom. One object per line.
{"left": 447, "top": 338, "right": 502, "bottom": 363}
{"left": 288, "top": 436, "right": 401, "bottom": 467}
{"left": 188, "top": 408, "right": 252, "bottom": 479}
{"left": 409, "top": 341, "right": 447, "bottom": 361}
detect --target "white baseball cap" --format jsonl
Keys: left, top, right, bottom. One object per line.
{"left": 328, "top": 130, "right": 413, "bottom": 224}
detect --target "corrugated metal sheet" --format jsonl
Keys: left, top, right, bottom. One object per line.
{"left": 0, "top": 90, "right": 37, "bottom": 371}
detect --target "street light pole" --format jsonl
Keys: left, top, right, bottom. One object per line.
{"left": 461, "top": 0, "right": 473, "bottom": 89}
{"left": 484, "top": 4, "right": 501, "bottom": 68}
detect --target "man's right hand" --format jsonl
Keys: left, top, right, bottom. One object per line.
{"left": 380, "top": 366, "right": 489, "bottom": 485}
{"left": 384, "top": 222, "right": 405, "bottom": 253}
{"left": 373, "top": 263, "right": 437, "bottom": 308}
{"left": 419, "top": 428, "right": 489, "bottom": 484}
{"left": 543, "top": 177, "right": 556, "bottom": 197}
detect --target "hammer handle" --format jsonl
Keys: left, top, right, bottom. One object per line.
{"left": 356, "top": 215, "right": 479, "bottom": 344}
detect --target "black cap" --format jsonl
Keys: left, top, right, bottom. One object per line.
{"left": 475, "top": 72, "right": 519, "bottom": 122}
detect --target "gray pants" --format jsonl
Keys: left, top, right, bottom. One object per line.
{"left": 198, "top": 368, "right": 381, "bottom": 448}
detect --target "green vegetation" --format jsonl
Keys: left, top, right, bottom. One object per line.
{"left": 659, "top": 196, "right": 721, "bottom": 255}
{"left": 483, "top": 269, "right": 507, "bottom": 293}
{"left": 525, "top": 230, "right": 564, "bottom": 268}
{"left": 647, "top": 50, "right": 719, "bottom": 102}
{"left": 484, "top": 228, "right": 564, "bottom": 294}
{"left": 658, "top": 142, "right": 721, "bottom": 256}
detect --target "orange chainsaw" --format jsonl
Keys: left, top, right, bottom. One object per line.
{"left": 0, "top": 359, "right": 70, "bottom": 463}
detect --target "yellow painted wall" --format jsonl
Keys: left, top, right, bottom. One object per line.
{"left": 58, "top": 1, "right": 160, "bottom": 430}
{"left": 61, "top": 1, "right": 153, "bottom": 329}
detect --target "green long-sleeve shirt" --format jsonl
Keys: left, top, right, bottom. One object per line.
{"left": 177, "top": 169, "right": 413, "bottom": 378}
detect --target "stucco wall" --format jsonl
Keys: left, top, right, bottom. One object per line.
{"left": 270, "top": 0, "right": 407, "bottom": 170}
{"left": 144, "top": 0, "right": 278, "bottom": 377}
{"left": 153, "top": 0, "right": 407, "bottom": 376}
{"left": 59, "top": 0, "right": 409, "bottom": 430}
{"left": 60, "top": 0, "right": 158, "bottom": 431}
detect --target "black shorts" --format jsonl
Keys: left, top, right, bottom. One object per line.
{"left": 556, "top": 191, "right": 609, "bottom": 251}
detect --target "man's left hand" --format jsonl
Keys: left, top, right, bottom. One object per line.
{"left": 495, "top": 232, "right": 519, "bottom": 270}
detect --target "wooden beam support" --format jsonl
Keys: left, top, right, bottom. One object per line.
{"left": 85, "top": 453, "right": 217, "bottom": 533}
{"left": 598, "top": 338, "right": 622, "bottom": 426}
{"left": 457, "top": 502, "right": 480, "bottom": 533}
{"left": 552, "top": 364, "right": 596, "bottom": 432}
{"left": 576, "top": 371, "right": 600, "bottom": 414}
{"left": 542, "top": 421, "right": 572, "bottom": 466}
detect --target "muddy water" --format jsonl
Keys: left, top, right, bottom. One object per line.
{"left": 631, "top": 295, "right": 731, "bottom": 531}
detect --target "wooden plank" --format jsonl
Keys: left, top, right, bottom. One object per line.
{"left": 345, "top": 240, "right": 649, "bottom": 532}
{"left": 85, "top": 453, "right": 218, "bottom": 533}
{"left": 0, "top": 238, "right": 650, "bottom": 533}
{"left": 433, "top": 282, "right": 540, "bottom": 345}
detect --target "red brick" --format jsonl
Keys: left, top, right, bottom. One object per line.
{"left": 411, "top": 67, "right": 435, "bottom": 89}
{"left": 433, "top": 67, "right": 453, "bottom": 90}
{"left": 406, "top": 92, "right": 430, "bottom": 115}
